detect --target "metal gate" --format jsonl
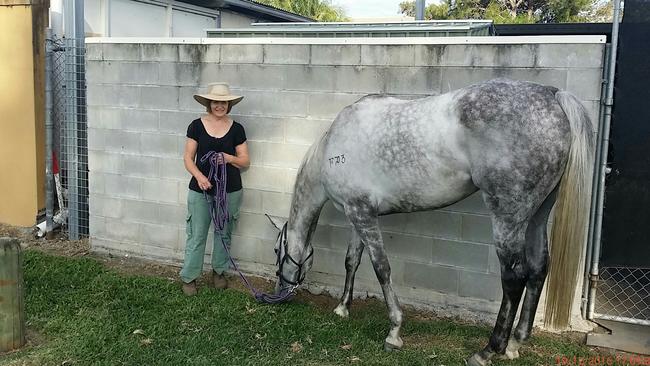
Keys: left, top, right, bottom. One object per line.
{"left": 595, "top": 268, "right": 650, "bottom": 325}
{"left": 591, "top": 0, "right": 650, "bottom": 327}
{"left": 46, "top": 35, "right": 89, "bottom": 240}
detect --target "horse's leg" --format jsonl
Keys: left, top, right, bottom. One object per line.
{"left": 345, "top": 202, "right": 403, "bottom": 351}
{"left": 505, "top": 189, "right": 558, "bottom": 360}
{"left": 334, "top": 230, "right": 363, "bottom": 318}
{"left": 468, "top": 217, "right": 528, "bottom": 366}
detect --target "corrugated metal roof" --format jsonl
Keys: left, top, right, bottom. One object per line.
{"left": 206, "top": 20, "right": 494, "bottom": 38}
{"left": 179, "top": 0, "right": 313, "bottom": 22}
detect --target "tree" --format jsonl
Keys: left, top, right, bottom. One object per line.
{"left": 399, "top": 0, "right": 615, "bottom": 23}
{"left": 256, "top": 0, "right": 349, "bottom": 22}
{"left": 399, "top": 1, "right": 451, "bottom": 19}
{"left": 583, "top": 0, "right": 617, "bottom": 22}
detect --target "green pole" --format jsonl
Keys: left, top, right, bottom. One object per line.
{"left": 0, "top": 237, "right": 25, "bottom": 352}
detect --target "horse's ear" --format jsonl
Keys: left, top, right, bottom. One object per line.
{"left": 264, "top": 214, "right": 284, "bottom": 232}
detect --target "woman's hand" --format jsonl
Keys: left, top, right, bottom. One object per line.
{"left": 221, "top": 153, "right": 234, "bottom": 164}
{"left": 197, "top": 174, "right": 213, "bottom": 191}
{"left": 221, "top": 143, "right": 250, "bottom": 169}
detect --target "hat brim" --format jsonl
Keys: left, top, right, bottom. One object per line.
{"left": 194, "top": 94, "right": 243, "bottom": 108}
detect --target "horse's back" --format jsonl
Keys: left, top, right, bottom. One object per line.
{"left": 317, "top": 79, "right": 572, "bottom": 215}
{"left": 319, "top": 91, "right": 476, "bottom": 213}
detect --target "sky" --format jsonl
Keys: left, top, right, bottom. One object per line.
{"left": 331, "top": 0, "right": 407, "bottom": 18}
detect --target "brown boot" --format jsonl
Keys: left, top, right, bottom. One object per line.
{"left": 182, "top": 280, "right": 197, "bottom": 296}
{"left": 212, "top": 271, "right": 228, "bottom": 289}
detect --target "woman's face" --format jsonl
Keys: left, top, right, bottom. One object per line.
{"left": 210, "top": 100, "right": 229, "bottom": 117}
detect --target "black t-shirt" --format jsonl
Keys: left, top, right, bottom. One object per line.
{"left": 186, "top": 118, "right": 247, "bottom": 194}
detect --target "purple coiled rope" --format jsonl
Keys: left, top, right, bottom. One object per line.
{"left": 201, "top": 151, "right": 296, "bottom": 303}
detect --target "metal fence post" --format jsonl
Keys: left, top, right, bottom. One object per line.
{"left": 45, "top": 28, "right": 54, "bottom": 238}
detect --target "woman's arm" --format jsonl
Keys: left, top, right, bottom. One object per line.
{"left": 183, "top": 138, "right": 212, "bottom": 190}
{"left": 224, "top": 142, "right": 250, "bottom": 169}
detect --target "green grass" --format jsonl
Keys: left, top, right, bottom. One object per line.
{"left": 1, "top": 251, "right": 598, "bottom": 365}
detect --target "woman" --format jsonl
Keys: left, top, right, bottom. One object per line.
{"left": 180, "top": 82, "right": 250, "bottom": 296}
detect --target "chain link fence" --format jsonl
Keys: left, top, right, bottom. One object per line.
{"left": 48, "top": 36, "right": 89, "bottom": 240}
{"left": 595, "top": 267, "right": 650, "bottom": 326}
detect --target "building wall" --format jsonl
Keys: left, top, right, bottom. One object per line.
{"left": 0, "top": 1, "right": 47, "bottom": 227}
{"left": 85, "top": 38, "right": 605, "bottom": 324}
{"left": 50, "top": 0, "right": 221, "bottom": 38}
{"left": 220, "top": 9, "right": 256, "bottom": 28}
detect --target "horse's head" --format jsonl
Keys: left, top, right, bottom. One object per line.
{"left": 266, "top": 215, "right": 314, "bottom": 297}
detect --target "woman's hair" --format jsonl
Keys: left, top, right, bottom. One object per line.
{"left": 206, "top": 100, "right": 232, "bottom": 114}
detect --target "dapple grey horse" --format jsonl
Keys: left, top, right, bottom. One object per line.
{"left": 270, "top": 79, "right": 593, "bottom": 365}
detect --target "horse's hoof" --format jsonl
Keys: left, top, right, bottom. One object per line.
{"left": 504, "top": 339, "right": 521, "bottom": 359}
{"left": 504, "top": 349, "right": 519, "bottom": 360}
{"left": 333, "top": 304, "right": 349, "bottom": 318}
{"left": 383, "top": 341, "right": 401, "bottom": 352}
{"left": 466, "top": 354, "right": 490, "bottom": 366}
{"left": 383, "top": 336, "right": 403, "bottom": 352}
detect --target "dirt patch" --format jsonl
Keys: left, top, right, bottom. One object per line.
{"left": 0, "top": 224, "right": 89, "bottom": 258}
{"left": 0, "top": 329, "right": 46, "bottom": 359}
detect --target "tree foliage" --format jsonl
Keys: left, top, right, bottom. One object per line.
{"left": 398, "top": 0, "right": 616, "bottom": 23}
{"left": 255, "top": 0, "right": 349, "bottom": 22}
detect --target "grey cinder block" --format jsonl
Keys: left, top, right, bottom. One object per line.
{"left": 382, "top": 232, "right": 433, "bottom": 262}
{"left": 86, "top": 44, "right": 103, "bottom": 61}
{"left": 141, "top": 178, "right": 180, "bottom": 204}
{"left": 140, "top": 133, "right": 181, "bottom": 158}
{"left": 118, "top": 62, "right": 160, "bottom": 85}
{"left": 283, "top": 117, "right": 331, "bottom": 145}
{"left": 381, "top": 67, "right": 441, "bottom": 95}
{"left": 361, "top": 45, "right": 415, "bottom": 66}
{"left": 260, "top": 191, "right": 292, "bottom": 218}
{"left": 121, "top": 154, "right": 160, "bottom": 178}
{"left": 403, "top": 210, "right": 462, "bottom": 240}
{"left": 403, "top": 261, "right": 459, "bottom": 294}
{"left": 536, "top": 44, "right": 605, "bottom": 68}
{"left": 103, "top": 43, "right": 140, "bottom": 61}
{"left": 121, "top": 199, "right": 160, "bottom": 223}
{"left": 459, "top": 270, "right": 502, "bottom": 301}
{"left": 159, "top": 62, "right": 203, "bottom": 87}
{"left": 311, "top": 45, "right": 361, "bottom": 66}
{"left": 431, "top": 239, "right": 490, "bottom": 272}
{"left": 103, "top": 174, "right": 142, "bottom": 199}
{"left": 234, "top": 115, "right": 284, "bottom": 143}
{"left": 263, "top": 44, "right": 310, "bottom": 65}
{"left": 105, "top": 218, "right": 140, "bottom": 243}
{"left": 139, "top": 86, "right": 180, "bottom": 110}
{"left": 141, "top": 44, "right": 178, "bottom": 62}
{"left": 139, "top": 223, "right": 178, "bottom": 249}
{"left": 461, "top": 214, "right": 494, "bottom": 244}
{"left": 221, "top": 44, "right": 263, "bottom": 64}
{"left": 158, "top": 203, "right": 187, "bottom": 226}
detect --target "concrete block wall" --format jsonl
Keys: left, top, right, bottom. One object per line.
{"left": 86, "top": 38, "right": 605, "bottom": 321}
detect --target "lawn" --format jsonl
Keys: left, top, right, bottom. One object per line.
{"left": 1, "top": 250, "right": 600, "bottom": 366}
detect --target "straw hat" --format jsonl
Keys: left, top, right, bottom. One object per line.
{"left": 193, "top": 82, "right": 243, "bottom": 108}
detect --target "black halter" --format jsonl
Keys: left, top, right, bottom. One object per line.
{"left": 275, "top": 223, "right": 314, "bottom": 287}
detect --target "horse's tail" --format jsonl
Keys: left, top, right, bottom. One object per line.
{"left": 544, "top": 91, "right": 595, "bottom": 329}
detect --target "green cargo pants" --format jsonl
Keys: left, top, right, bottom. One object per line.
{"left": 180, "top": 189, "right": 242, "bottom": 284}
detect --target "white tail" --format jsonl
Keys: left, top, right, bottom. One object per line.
{"left": 544, "top": 91, "right": 595, "bottom": 329}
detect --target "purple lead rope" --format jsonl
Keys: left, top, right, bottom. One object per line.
{"left": 201, "top": 151, "right": 296, "bottom": 303}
